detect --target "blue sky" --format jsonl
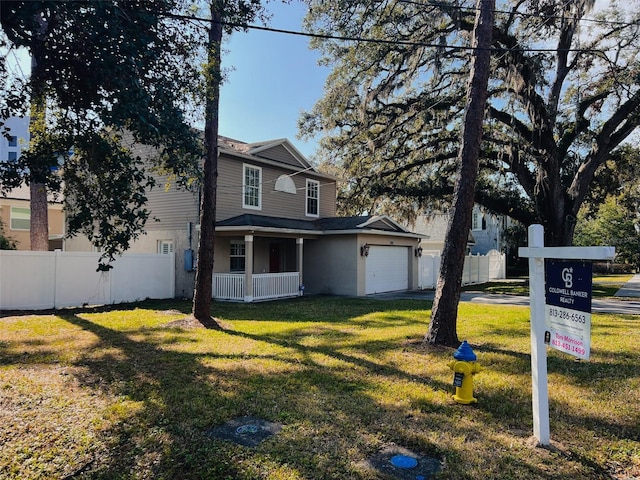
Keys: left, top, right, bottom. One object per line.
{"left": 219, "top": 1, "right": 328, "bottom": 158}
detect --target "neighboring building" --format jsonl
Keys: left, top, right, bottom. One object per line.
{"left": 469, "top": 205, "right": 510, "bottom": 255}
{"left": 0, "top": 117, "right": 65, "bottom": 250}
{"left": 1, "top": 116, "right": 29, "bottom": 164}
{"left": 0, "top": 185, "right": 64, "bottom": 250}
{"left": 66, "top": 136, "right": 424, "bottom": 300}
{"left": 408, "top": 212, "right": 475, "bottom": 255}
{"left": 407, "top": 205, "right": 509, "bottom": 256}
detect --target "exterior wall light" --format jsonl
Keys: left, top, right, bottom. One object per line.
{"left": 360, "top": 243, "right": 370, "bottom": 256}
{"left": 415, "top": 246, "right": 423, "bottom": 257}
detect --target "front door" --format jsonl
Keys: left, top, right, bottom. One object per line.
{"left": 269, "top": 243, "right": 281, "bottom": 273}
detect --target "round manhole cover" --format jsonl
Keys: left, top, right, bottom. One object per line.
{"left": 390, "top": 454, "right": 418, "bottom": 469}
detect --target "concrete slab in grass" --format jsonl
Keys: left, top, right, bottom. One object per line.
{"left": 207, "top": 416, "right": 282, "bottom": 448}
{"left": 365, "top": 444, "right": 442, "bottom": 480}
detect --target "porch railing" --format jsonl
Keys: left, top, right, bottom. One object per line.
{"left": 214, "top": 273, "right": 245, "bottom": 301}
{"left": 213, "top": 272, "right": 301, "bottom": 302}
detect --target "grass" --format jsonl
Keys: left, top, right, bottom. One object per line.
{"left": 1, "top": 296, "right": 639, "bottom": 479}
{"left": 464, "top": 273, "right": 634, "bottom": 297}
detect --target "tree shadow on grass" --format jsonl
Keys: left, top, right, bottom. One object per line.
{"left": 3, "top": 302, "right": 616, "bottom": 479}
{"left": 57, "top": 312, "right": 456, "bottom": 479}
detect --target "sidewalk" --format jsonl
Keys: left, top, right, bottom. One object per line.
{"left": 614, "top": 273, "right": 640, "bottom": 297}
{"left": 369, "top": 275, "right": 640, "bottom": 315}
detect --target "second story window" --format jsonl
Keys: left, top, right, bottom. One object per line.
{"left": 10, "top": 206, "right": 30, "bottom": 230}
{"left": 306, "top": 179, "right": 319, "bottom": 217}
{"left": 243, "top": 164, "right": 262, "bottom": 210}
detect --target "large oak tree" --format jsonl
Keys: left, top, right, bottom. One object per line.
{"left": 300, "top": 0, "right": 640, "bottom": 248}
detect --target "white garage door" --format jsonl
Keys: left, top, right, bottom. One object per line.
{"left": 365, "top": 246, "right": 409, "bottom": 294}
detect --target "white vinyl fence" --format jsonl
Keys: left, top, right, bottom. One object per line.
{"left": 0, "top": 251, "right": 175, "bottom": 310}
{"left": 418, "top": 249, "right": 506, "bottom": 289}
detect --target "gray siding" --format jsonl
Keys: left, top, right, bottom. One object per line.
{"left": 216, "top": 154, "right": 336, "bottom": 221}
{"left": 254, "top": 144, "right": 303, "bottom": 167}
{"left": 126, "top": 140, "right": 201, "bottom": 232}
{"left": 145, "top": 175, "right": 200, "bottom": 231}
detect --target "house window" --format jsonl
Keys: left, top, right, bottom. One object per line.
{"left": 243, "top": 164, "right": 261, "bottom": 210}
{"left": 158, "top": 240, "right": 174, "bottom": 255}
{"left": 7, "top": 151, "right": 17, "bottom": 162}
{"left": 472, "top": 210, "right": 487, "bottom": 230}
{"left": 230, "top": 240, "right": 246, "bottom": 272}
{"left": 306, "top": 179, "right": 319, "bottom": 217}
{"left": 10, "top": 206, "right": 30, "bottom": 230}
{"left": 8, "top": 136, "right": 17, "bottom": 147}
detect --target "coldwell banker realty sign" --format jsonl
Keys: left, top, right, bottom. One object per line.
{"left": 519, "top": 224, "right": 614, "bottom": 446}
{"left": 544, "top": 260, "right": 592, "bottom": 360}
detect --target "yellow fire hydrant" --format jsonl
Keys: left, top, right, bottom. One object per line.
{"left": 448, "top": 340, "right": 481, "bottom": 404}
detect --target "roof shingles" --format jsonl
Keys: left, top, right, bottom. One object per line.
{"left": 216, "top": 214, "right": 412, "bottom": 234}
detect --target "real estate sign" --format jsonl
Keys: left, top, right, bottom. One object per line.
{"left": 544, "top": 259, "right": 593, "bottom": 360}
{"left": 520, "top": 225, "right": 613, "bottom": 446}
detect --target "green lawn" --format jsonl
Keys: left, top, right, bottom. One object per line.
{"left": 1, "top": 296, "right": 638, "bottom": 479}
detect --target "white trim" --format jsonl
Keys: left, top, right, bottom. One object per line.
{"left": 356, "top": 215, "right": 411, "bottom": 232}
{"left": 216, "top": 225, "right": 425, "bottom": 239}
{"left": 229, "top": 239, "right": 246, "bottom": 273}
{"left": 519, "top": 245, "right": 616, "bottom": 260}
{"left": 242, "top": 163, "right": 262, "bottom": 210}
{"left": 305, "top": 179, "right": 320, "bottom": 217}
{"left": 472, "top": 210, "right": 483, "bottom": 231}
{"left": 157, "top": 240, "right": 174, "bottom": 255}
{"left": 246, "top": 138, "right": 313, "bottom": 169}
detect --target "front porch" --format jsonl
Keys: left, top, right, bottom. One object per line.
{"left": 213, "top": 272, "right": 302, "bottom": 302}
{"left": 212, "top": 231, "right": 308, "bottom": 302}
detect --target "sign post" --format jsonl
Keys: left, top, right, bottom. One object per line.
{"left": 519, "top": 225, "right": 614, "bottom": 446}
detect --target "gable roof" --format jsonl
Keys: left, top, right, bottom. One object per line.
{"left": 246, "top": 139, "right": 312, "bottom": 170}
{"left": 216, "top": 213, "right": 425, "bottom": 239}
{"left": 217, "top": 136, "right": 335, "bottom": 180}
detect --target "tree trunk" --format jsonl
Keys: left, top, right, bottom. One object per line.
{"left": 28, "top": 11, "right": 50, "bottom": 252}
{"left": 192, "top": 6, "right": 223, "bottom": 328}
{"left": 425, "top": 0, "right": 494, "bottom": 347}
{"left": 29, "top": 180, "right": 49, "bottom": 250}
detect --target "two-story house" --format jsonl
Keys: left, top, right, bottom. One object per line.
{"left": 65, "top": 136, "right": 424, "bottom": 300}
{"left": 0, "top": 117, "right": 65, "bottom": 250}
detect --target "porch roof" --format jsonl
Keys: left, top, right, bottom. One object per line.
{"left": 215, "top": 214, "right": 426, "bottom": 239}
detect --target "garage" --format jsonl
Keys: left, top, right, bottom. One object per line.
{"left": 365, "top": 246, "right": 409, "bottom": 294}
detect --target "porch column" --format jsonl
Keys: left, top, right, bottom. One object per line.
{"left": 296, "top": 238, "right": 304, "bottom": 292}
{"left": 244, "top": 234, "right": 254, "bottom": 302}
